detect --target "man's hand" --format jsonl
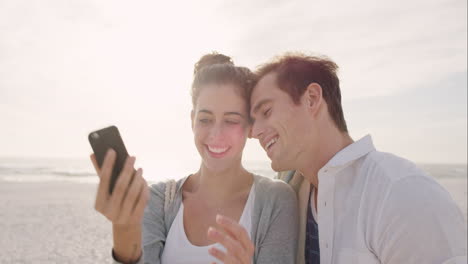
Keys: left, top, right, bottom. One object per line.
{"left": 207, "top": 215, "right": 255, "bottom": 264}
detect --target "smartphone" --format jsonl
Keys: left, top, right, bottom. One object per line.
{"left": 88, "top": 125, "right": 130, "bottom": 194}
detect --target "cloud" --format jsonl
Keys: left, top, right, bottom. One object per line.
{"left": 227, "top": 0, "right": 466, "bottom": 98}
{"left": 346, "top": 71, "right": 467, "bottom": 163}
{"left": 0, "top": 0, "right": 466, "bottom": 164}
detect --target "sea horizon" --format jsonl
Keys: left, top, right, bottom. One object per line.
{"left": 0, "top": 156, "right": 466, "bottom": 184}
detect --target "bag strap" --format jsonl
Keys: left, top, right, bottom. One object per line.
{"left": 164, "top": 179, "right": 177, "bottom": 213}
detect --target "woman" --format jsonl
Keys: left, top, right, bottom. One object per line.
{"left": 91, "top": 53, "right": 298, "bottom": 264}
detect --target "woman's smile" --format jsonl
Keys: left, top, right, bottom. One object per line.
{"left": 206, "top": 144, "right": 231, "bottom": 158}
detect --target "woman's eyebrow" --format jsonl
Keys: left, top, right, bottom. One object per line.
{"left": 224, "top": 112, "right": 244, "bottom": 117}
{"left": 198, "top": 110, "right": 244, "bottom": 118}
{"left": 198, "top": 109, "right": 213, "bottom": 114}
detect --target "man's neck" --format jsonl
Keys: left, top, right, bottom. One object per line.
{"left": 299, "top": 130, "right": 354, "bottom": 189}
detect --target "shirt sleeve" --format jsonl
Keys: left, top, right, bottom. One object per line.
{"left": 255, "top": 181, "right": 299, "bottom": 264}
{"left": 373, "top": 175, "right": 467, "bottom": 264}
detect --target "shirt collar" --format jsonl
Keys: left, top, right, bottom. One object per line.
{"left": 323, "top": 135, "right": 375, "bottom": 169}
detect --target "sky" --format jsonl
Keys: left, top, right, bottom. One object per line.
{"left": 0, "top": 0, "right": 466, "bottom": 177}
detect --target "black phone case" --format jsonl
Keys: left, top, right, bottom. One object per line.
{"left": 88, "top": 125, "right": 129, "bottom": 194}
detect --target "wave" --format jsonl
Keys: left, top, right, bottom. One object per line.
{"left": 0, "top": 166, "right": 96, "bottom": 177}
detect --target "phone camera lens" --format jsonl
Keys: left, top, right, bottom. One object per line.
{"left": 91, "top": 133, "right": 99, "bottom": 139}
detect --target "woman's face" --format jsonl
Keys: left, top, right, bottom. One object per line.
{"left": 192, "top": 83, "right": 250, "bottom": 173}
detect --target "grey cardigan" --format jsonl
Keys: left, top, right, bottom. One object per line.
{"left": 115, "top": 174, "right": 298, "bottom": 264}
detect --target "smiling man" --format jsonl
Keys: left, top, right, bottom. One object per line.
{"left": 210, "top": 53, "right": 467, "bottom": 264}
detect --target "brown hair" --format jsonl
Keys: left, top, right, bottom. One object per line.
{"left": 192, "top": 52, "right": 257, "bottom": 115}
{"left": 256, "top": 52, "right": 348, "bottom": 132}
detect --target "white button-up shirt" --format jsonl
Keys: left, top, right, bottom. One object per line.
{"left": 288, "top": 135, "right": 467, "bottom": 264}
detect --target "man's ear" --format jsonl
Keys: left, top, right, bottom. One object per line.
{"left": 191, "top": 110, "right": 195, "bottom": 130}
{"left": 302, "top": 82, "right": 323, "bottom": 115}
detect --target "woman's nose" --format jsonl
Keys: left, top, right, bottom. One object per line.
{"left": 208, "top": 123, "right": 224, "bottom": 140}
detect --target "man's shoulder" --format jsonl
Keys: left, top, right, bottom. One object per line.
{"left": 359, "top": 151, "right": 454, "bottom": 208}
{"left": 361, "top": 150, "right": 429, "bottom": 183}
{"left": 357, "top": 154, "right": 466, "bottom": 264}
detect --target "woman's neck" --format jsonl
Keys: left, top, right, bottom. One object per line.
{"left": 184, "top": 163, "right": 253, "bottom": 203}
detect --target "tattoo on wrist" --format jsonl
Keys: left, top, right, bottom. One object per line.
{"left": 132, "top": 243, "right": 137, "bottom": 257}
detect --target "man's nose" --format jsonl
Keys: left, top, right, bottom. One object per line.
{"left": 250, "top": 121, "right": 264, "bottom": 139}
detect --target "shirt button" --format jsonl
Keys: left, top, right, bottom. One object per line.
{"left": 325, "top": 243, "right": 329, "bottom": 248}
{"left": 324, "top": 201, "right": 327, "bottom": 207}
{"left": 324, "top": 169, "right": 328, "bottom": 173}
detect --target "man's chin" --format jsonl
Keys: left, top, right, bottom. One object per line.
{"left": 271, "top": 164, "right": 280, "bottom": 172}
{"left": 270, "top": 159, "right": 287, "bottom": 172}
{"left": 270, "top": 155, "right": 296, "bottom": 172}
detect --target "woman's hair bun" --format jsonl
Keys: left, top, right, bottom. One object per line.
{"left": 194, "top": 52, "right": 234, "bottom": 75}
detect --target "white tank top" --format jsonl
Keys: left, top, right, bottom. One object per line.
{"left": 161, "top": 183, "right": 255, "bottom": 264}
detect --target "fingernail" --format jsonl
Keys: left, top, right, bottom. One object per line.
{"left": 208, "top": 227, "right": 218, "bottom": 235}
{"left": 216, "top": 214, "right": 226, "bottom": 224}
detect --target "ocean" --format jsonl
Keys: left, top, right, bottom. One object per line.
{"left": 0, "top": 157, "right": 466, "bottom": 183}
{"left": 0, "top": 157, "right": 466, "bottom": 220}
{"left": 0, "top": 157, "right": 280, "bottom": 184}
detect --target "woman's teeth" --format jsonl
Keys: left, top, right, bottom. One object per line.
{"left": 208, "top": 146, "right": 228, "bottom": 153}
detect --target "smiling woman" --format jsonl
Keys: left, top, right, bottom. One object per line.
{"left": 190, "top": 53, "right": 253, "bottom": 172}
{"left": 90, "top": 52, "right": 299, "bottom": 264}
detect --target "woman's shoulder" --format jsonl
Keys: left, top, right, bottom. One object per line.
{"left": 147, "top": 176, "right": 188, "bottom": 207}
{"left": 251, "top": 175, "right": 298, "bottom": 235}
{"left": 252, "top": 174, "right": 297, "bottom": 203}
{"left": 148, "top": 177, "right": 187, "bottom": 193}
{"left": 145, "top": 177, "right": 187, "bottom": 221}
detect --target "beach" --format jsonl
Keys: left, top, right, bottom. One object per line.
{"left": 0, "top": 160, "right": 466, "bottom": 263}
{"left": 0, "top": 182, "right": 111, "bottom": 263}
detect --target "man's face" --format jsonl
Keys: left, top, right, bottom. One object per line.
{"left": 250, "top": 73, "right": 313, "bottom": 172}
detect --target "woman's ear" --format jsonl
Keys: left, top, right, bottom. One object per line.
{"left": 191, "top": 110, "right": 195, "bottom": 130}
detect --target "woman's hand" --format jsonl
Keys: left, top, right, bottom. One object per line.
{"left": 91, "top": 149, "right": 149, "bottom": 226}
{"left": 207, "top": 215, "right": 255, "bottom": 264}
{"left": 90, "top": 149, "right": 149, "bottom": 263}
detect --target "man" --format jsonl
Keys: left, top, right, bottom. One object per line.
{"left": 208, "top": 53, "right": 467, "bottom": 264}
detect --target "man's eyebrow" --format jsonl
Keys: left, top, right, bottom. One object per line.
{"left": 252, "top": 99, "right": 272, "bottom": 114}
